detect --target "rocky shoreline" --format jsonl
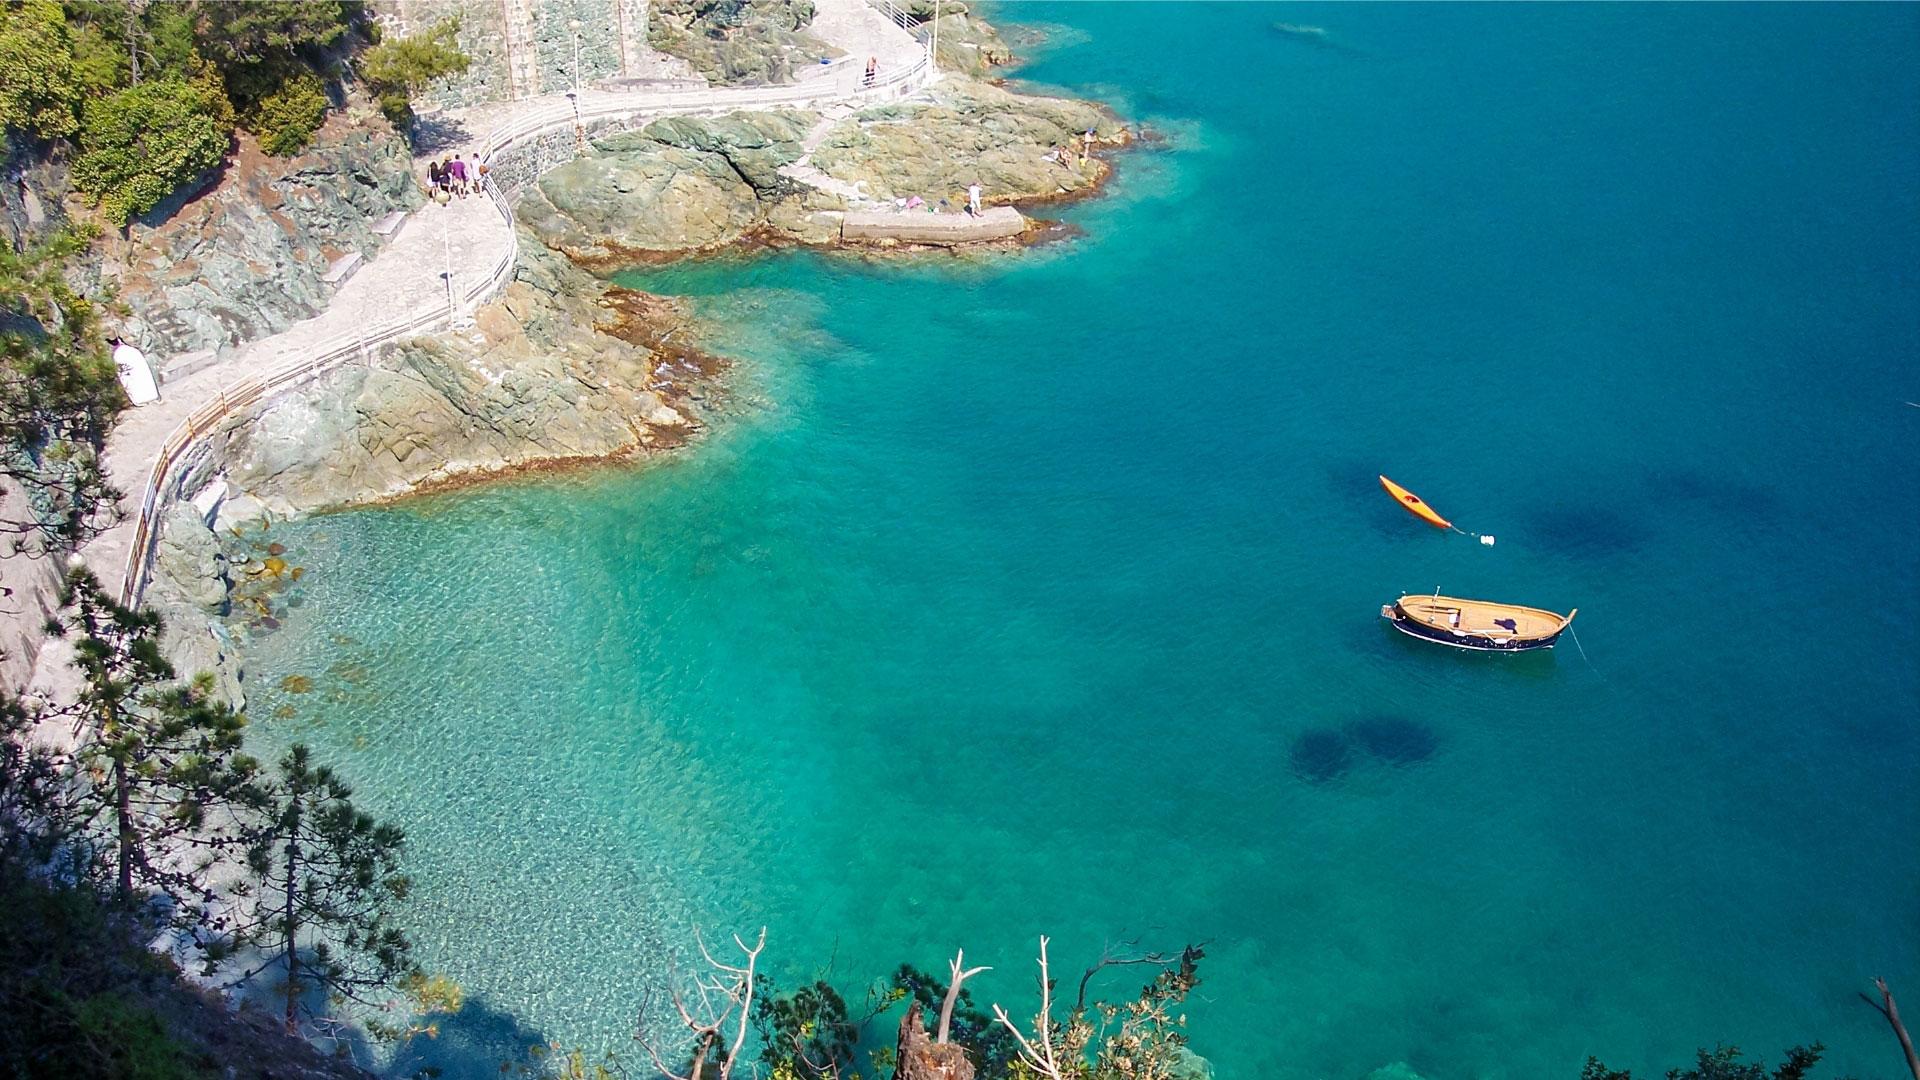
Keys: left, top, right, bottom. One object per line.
{"left": 139, "top": 11, "right": 1137, "bottom": 706}
{"left": 517, "top": 76, "right": 1130, "bottom": 265}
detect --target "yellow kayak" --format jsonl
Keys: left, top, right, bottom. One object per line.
{"left": 1379, "top": 475, "right": 1453, "bottom": 529}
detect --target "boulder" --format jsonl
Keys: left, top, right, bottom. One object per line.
{"left": 519, "top": 111, "right": 812, "bottom": 257}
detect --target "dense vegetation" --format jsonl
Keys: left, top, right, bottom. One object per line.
{"left": 0, "top": 224, "right": 123, "bottom": 554}
{"left": 2, "top": 1, "right": 469, "bottom": 224}
{"left": 0, "top": 570, "right": 443, "bottom": 1076}
{"left": 0, "top": 1, "right": 468, "bottom": 558}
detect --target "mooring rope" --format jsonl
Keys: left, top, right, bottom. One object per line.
{"left": 1568, "top": 624, "right": 1603, "bottom": 681}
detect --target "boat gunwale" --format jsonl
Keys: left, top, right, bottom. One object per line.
{"left": 1388, "top": 594, "right": 1576, "bottom": 642}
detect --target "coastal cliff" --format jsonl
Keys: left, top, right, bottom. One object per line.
{"left": 106, "top": 107, "right": 422, "bottom": 361}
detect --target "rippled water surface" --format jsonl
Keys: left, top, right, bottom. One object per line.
{"left": 237, "top": 4, "right": 1920, "bottom": 1077}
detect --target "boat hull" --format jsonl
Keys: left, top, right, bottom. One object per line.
{"left": 1380, "top": 603, "right": 1566, "bottom": 652}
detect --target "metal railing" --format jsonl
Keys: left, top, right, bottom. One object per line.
{"left": 868, "top": 0, "right": 931, "bottom": 40}
{"left": 117, "top": 49, "right": 935, "bottom": 606}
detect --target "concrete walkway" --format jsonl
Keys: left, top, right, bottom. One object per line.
{"left": 26, "top": 0, "right": 928, "bottom": 701}
{"left": 81, "top": 193, "right": 507, "bottom": 601}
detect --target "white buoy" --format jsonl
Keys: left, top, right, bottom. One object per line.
{"left": 1480, "top": 535, "right": 1496, "bottom": 546}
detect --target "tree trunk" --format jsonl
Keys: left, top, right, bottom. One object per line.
{"left": 895, "top": 1001, "right": 974, "bottom": 1080}
{"left": 112, "top": 759, "right": 134, "bottom": 901}
{"left": 282, "top": 815, "right": 301, "bottom": 1032}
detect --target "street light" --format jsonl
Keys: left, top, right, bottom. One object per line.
{"left": 570, "top": 19, "right": 583, "bottom": 92}
{"left": 569, "top": 19, "right": 585, "bottom": 153}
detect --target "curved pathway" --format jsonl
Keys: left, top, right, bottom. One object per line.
{"left": 26, "top": 0, "right": 930, "bottom": 701}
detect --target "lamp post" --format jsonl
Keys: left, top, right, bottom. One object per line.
{"left": 441, "top": 210, "right": 457, "bottom": 326}
{"left": 571, "top": 19, "right": 583, "bottom": 91}
{"left": 569, "top": 19, "right": 586, "bottom": 153}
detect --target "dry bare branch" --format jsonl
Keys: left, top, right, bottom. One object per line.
{"left": 991, "top": 935, "right": 1067, "bottom": 1080}
{"left": 635, "top": 927, "right": 768, "bottom": 1080}
{"left": 937, "top": 948, "right": 992, "bottom": 1044}
{"left": 1864, "top": 978, "right": 1920, "bottom": 1080}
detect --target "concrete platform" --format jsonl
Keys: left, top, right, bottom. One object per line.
{"left": 842, "top": 206, "right": 1027, "bottom": 246}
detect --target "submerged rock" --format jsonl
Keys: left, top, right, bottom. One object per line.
{"left": 1290, "top": 728, "right": 1353, "bottom": 783}
{"left": 1345, "top": 715, "right": 1440, "bottom": 766}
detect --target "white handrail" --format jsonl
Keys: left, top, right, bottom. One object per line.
{"left": 118, "top": 54, "right": 934, "bottom": 605}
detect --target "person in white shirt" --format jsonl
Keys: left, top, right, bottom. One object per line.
{"left": 966, "top": 182, "right": 982, "bottom": 217}
{"left": 110, "top": 336, "right": 159, "bottom": 405}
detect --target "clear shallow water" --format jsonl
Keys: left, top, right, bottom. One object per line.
{"left": 236, "top": 5, "right": 1920, "bottom": 1077}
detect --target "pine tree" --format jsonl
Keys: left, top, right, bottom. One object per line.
{"left": 55, "top": 567, "right": 259, "bottom": 918}
{"left": 230, "top": 744, "right": 415, "bottom": 1031}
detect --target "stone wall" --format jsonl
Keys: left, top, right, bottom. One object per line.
{"left": 373, "top": 0, "right": 671, "bottom": 111}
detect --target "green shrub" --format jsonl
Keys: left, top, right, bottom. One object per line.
{"left": 359, "top": 17, "right": 469, "bottom": 129}
{"left": 72, "top": 78, "right": 231, "bottom": 225}
{"left": 246, "top": 71, "right": 327, "bottom": 156}
{"left": 0, "top": 0, "right": 80, "bottom": 138}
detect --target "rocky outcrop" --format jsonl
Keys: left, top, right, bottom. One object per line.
{"left": 203, "top": 232, "right": 703, "bottom": 518}
{"left": 104, "top": 108, "right": 422, "bottom": 362}
{"left": 516, "top": 111, "right": 817, "bottom": 258}
{"left": 518, "top": 78, "right": 1127, "bottom": 259}
{"left": 144, "top": 502, "right": 247, "bottom": 707}
{"left": 906, "top": 1, "right": 1014, "bottom": 76}
{"left": 648, "top": 0, "right": 837, "bottom": 86}
{"left": 811, "top": 78, "right": 1124, "bottom": 204}
{"left": 1, "top": 131, "right": 71, "bottom": 252}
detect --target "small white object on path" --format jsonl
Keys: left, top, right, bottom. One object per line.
{"left": 113, "top": 341, "right": 159, "bottom": 406}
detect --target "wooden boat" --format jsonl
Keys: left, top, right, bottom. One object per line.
{"left": 1378, "top": 475, "right": 1452, "bottom": 529}
{"left": 1380, "top": 593, "right": 1576, "bottom": 652}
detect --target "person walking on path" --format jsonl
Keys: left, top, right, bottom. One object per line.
{"left": 427, "top": 159, "right": 444, "bottom": 200}
{"left": 966, "top": 182, "right": 983, "bottom": 217}
{"left": 450, "top": 155, "right": 469, "bottom": 198}
{"left": 865, "top": 56, "right": 877, "bottom": 88}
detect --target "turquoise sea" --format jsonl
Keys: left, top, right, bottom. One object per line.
{"left": 237, "top": 5, "right": 1920, "bottom": 1078}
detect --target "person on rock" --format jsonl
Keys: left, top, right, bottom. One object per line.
{"left": 967, "top": 182, "right": 983, "bottom": 217}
